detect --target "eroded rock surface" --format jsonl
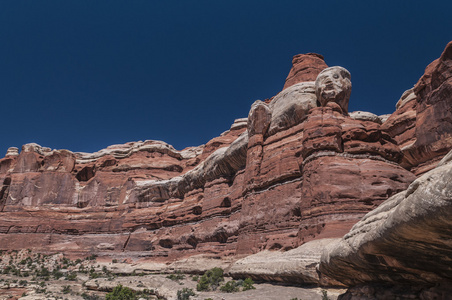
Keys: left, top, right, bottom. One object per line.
{"left": 320, "top": 149, "right": 452, "bottom": 297}
{"left": 283, "top": 53, "right": 328, "bottom": 90}
{"left": 229, "top": 238, "right": 343, "bottom": 285}
{"left": 1, "top": 44, "right": 452, "bottom": 292}
{"left": 383, "top": 41, "right": 452, "bottom": 175}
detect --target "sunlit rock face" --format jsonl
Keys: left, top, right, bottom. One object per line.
{"left": 382, "top": 41, "right": 452, "bottom": 175}
{"left": 283, "top": 53, "right": 328, "bottom": 90}
{"left": 0, "top": 44, "right": 451, "bottom": 294}
{"left": 315, "top": 66, "right": 352, "bottom": 114}
{"left": 318, "top": 41, "right": 452, "bottom": 298}
{"left": 319, "top": 149, "right": 452, "bottom": 298}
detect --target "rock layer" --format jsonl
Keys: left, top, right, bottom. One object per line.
{"left": 383, "top": 41, "right": 452, "bottom": 175}
{"left": 320, "top": 149, "right": 452, "bottom": 296}
{"left": 1, "top": 44, "right": 452, "bottom": 292}
{"left": 0, "top": 84, "right": 413, "bottom": 264}
{"left": 283, "top": 53, "right": 328, "bottom": 90}
{"left": 318, "top": 42, "right": 452, "bottom": 297}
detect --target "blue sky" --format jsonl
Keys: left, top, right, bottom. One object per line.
{"left": 1, "top": 1, "right": 451, "bottom": 156}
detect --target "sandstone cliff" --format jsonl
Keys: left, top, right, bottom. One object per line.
{"left": 1, "top": 43, "right": 452, "bottom": 298}
{"left": 319, "top": 41, "right": 452, "bottom": 298}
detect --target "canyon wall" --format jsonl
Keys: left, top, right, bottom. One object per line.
{"left": 319, "top": 41, "right": 452, "bottom": 298}
{"left": 0, "top": 41, "right": 451, "bottom": 291}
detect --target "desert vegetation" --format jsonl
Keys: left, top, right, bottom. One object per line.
{"left": 0, "top": 250, "right": 340, "bottom": 299}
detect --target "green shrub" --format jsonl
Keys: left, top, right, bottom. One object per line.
{"left": 322, "top": 289, "right": 330, "bottom": 300}
{"left": 62, "top": 257, "right": 70, "bottom": 265}
{"left": 166, "top": 272, "right": 185, "bottom": 281}
{"left": 53, "top": 270, "right": 64, "bottom": 279}
{"left": 62, "top": 285, "right": 71, "bottom": 294}
{"left": 65, "top": 272, "right": 77, "bottom": 281}
{"left": 219, "top": 280, "right": 239, "bottom": 293}
{"left": 242, "top": 277, "right": 255, "bottom": 291}
{"left": 196, "top": 267, "right": 224, "bottom": 291}
{"left": 18, "top": 280, "right": 28, "bottom": 286}
{"left": 106, "top": 284, "right": 136, "bottom": 300}
{"left": 81, "top": 293, "right": 101, "bottom": 300}
{"left": 89, "top": 271, "right": 101, "bottom": 279}
{"left": 37, "top": 267, "right": 50, "bottom": 277}
{"left": 177, "top": 288, "right": 195, "bottom": 300}
{"left": 86, "top": 254, "right": 98, "bottom": 261}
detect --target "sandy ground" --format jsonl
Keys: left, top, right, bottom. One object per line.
{"left": 0, "top": 273, "right": 345, "bottom": 300}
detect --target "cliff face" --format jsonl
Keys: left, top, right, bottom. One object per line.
{"left": 319, "top": 42, "right": 452, "bottom": 298}
{"left": 0, "top": 45, "right": 451, "bottom": 277}
{"left": 382, "top": 41, "right": 452, "bottom": 175}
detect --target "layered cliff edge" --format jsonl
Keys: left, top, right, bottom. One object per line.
{"left": 1, "top": 42, "right": 452, "bottom": 298}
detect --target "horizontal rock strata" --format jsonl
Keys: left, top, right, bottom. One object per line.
{"left": 383, "top": 41, "right": 452, "bottom": 175}
{"left": 1, "top": 43, "right": 452, "bottom": 292}
{"left": 319, "top": 150, "right": 452, "bottom": 297}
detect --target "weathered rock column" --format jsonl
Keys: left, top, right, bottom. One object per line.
{"left": 297, "top": 67, "right": 416, "bottom": 243}
{"left": 244, "top": 100, "right": 271, "bottom": 189}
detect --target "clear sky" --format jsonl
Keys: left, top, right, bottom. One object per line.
{"left": 1, "top": 1, "right": 451, "bottom": 156}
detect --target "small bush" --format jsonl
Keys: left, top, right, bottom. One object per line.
{"left": 82, "top": 293, "right": 101, "bottom": 300}
{"left": 322, "top": 289, "right": 330, "bottom": 300}
{"left": 53, "top": 270, "right": 64, "bottom": 279}
{"left": 106, "top": 284, "right": 137, "bottom": 300}
{"left": 86, "top": 254, "right": 98, "bottom": 261}
{"left": 177, "top": 288, "right": 195, "bottom": 300}
{"left": 18, "top": 280, "right": 28, "bottom": 286}
{"left": 62, "top": 285, "right": 71, "bottom": 294}
{"left": 65, "top": 272, "right": 77, "bottom": 281}
{"left": 196, "top": 267, "right": 224, "bottom": 291}
{"left": 37, "top": 267, "right": 50, "bottom": 277}
{"left": 167, "top": 272, "right": 186, "bottom": 281}
{"left": 219, "top": 280, "right": 239, "bottom": 293}
{"left": 242, "top": 277, "right": 255, "bottom": 291}
{"left": 89, "top": 271, "right": 101, "bottom": 279}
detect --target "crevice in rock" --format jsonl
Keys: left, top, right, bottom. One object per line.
{"left": 159, "top": 239, "right": 174, "bottom": 249}
{"left": 122, "top": 233, "right": 131, "bottom": 251}
{"left": 192, "top": 205, "right": 202, "bottom": 215}
{"left": 220, "top": 197, "right": 231, "bottom": 208}
{"left": 186, "top": 236, "right": 198, "bottom": 249}
{"left": 0, "top": 177, "right": 11, "bottom": 212}
{"left": 76, "top": 166, "right": 96, "bottom": 181}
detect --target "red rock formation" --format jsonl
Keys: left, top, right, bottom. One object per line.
{"left": 383, "top": 41, "right": 452, "bottom": 175}
{"left": 320, "top": 150, "right": 452, "bottom": 298}
{"left": 381, "top": 88, "right": 417, "bottom": 166}
{"left": 0, "top": 45, "right": 450, "bottom": 277}
{"left": 283, "top": 53, "right": 328, "bottom": 90}
{"left": 318, "top": 42, "right": 452, "bottom": 298}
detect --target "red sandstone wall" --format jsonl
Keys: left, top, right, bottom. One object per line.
{"left": 0, "top": 44, "right": 451, "bottom": 261}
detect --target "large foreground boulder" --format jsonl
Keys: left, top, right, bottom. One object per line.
{"left": 229, "top": 238, "right": 343, "bottom": 286}
{"left": 320, "top": 149, "right": 452, "bottom": 298}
